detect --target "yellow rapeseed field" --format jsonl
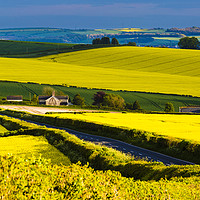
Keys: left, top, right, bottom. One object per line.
{"left": 0, "top": 125, "right": 7, "bottom": 133}
{"left": 0, "top": 135, "right": 71, "bottom": 165}
{"left": 48, "top": 113, "right": 200, "bottom": 142}
{"left": 1, "top": 46, "right": 200, "bottom": 96}
{"left": 116, "top": 28, "right": 147, "bottom": 32}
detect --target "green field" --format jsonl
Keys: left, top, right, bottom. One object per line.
{"left": 0, "top": 135, "right": 71, "bottom": 165}
{"left": 1, "top": 81, "right": 200, "bottom": 111}
{"left": 0, "top": 40, "right": 75, "bottom": 57}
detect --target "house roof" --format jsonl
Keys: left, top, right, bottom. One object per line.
{"left": 39, "top": 95, "right": 69, "bottom": 101}
{"left": 7, "top": 95, "right": 23, "bottom": 100}
{"left": 180, "top": 106, "right": 200, "bottom": 109}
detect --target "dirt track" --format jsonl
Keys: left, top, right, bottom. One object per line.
{"left": 0, "top": 105, "right": 103, "bottom": 115}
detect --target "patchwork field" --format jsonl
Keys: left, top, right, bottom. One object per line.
{"left": 0, "top": 135, "right": 71, "bottom": 165}
{"left": 48, "top": 112, "right": 200, "bottom": 142}
{"left": 1, "top": 46, "right": 200, "bottom": 97}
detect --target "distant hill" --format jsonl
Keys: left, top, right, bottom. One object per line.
{"left": 1, "top": 27, "right": 199, "bottom": 47}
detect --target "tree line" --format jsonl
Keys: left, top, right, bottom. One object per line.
{"left": 92, "top": 37, "right": 119, "bottom": 45}
{"left": 92, "top": 37, "right": 136, "bottom": 46}
{"left": 72, "top": 91, "right": 174, "bottom": 112}
{"left": 31, "top": 86, "right": 174, "bottom": 112}
{"left": 92, "top": 36, "right": 200, "bottom": 49}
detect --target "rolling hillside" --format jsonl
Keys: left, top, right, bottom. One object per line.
{"left": 39, "top": 46, "right": 200, "bottom": 78}
{"left": 0, "top": 40, "right": 75, "bottom": 57}
{"left": 1, "top": 46, "right": 200, "bottom": 96}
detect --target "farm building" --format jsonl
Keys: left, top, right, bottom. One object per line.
{"left": 7, "top": 96, "right": 23, "bottom": 102}
{"left": 39, "top": 94, "right": 69, "bottom": 106}
{"left": 179, "top": 106, "right": 200, "bottom": 113}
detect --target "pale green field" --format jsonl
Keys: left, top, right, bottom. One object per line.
{"left": 153, "top": 37, "right": 180, "bottom": 41}
{"left": 1, "top": 46, "right": 200, "bottom": 96}
{"left": 48, "top": 113, "right": 200, "bottom": 142}
{"left": 0, "top": 125, "right": 7, "bottom": 133}
{"left": 0, "top": 135, "right": 71, "bottom": 165}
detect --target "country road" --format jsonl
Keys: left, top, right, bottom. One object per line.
{"left": 1, "top": 113, "right": 195, "bottom": 166}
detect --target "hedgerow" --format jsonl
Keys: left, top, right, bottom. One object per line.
{"left": 1, "top": 154, "right": 200, "bottom": 199}
{"left": 1, "top": 109, "right": 200, "bottom": 164}
{"left": 0, "top": 114, "right": 200, "bottom": 181}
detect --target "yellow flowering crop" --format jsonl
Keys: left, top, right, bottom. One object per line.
{"left": 49, "top": 112, "right": 200, "bottom": 142}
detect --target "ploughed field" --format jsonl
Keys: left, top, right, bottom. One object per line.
{"left": 1, "top": 46, "right": 200, "bottom": 97}
{"left": 48, "top": 112, "right": 200, "bottom": 142}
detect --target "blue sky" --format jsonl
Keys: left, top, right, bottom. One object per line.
{"left": 1, "top": 0, "right": 200, "bottom": 29}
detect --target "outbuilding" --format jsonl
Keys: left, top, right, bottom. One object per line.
{"left": 7, "top": 96, "right": 23, "bottom": 102}
{"left": 179, "top": 106, "right": 200, "bottom": 113}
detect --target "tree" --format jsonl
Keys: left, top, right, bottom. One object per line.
{"left": 102, "top": 94, "right": 125, "bottom": 110}
{"left": 93, "top": 91, "right": 106, "bottom": 106}
{"left": 132, "top": 100, "right": 141, "bottom": 110}
{"left": 31, "top": 94, "right": 38, "bottom": 104}
{"left": 92, "top": 38, "right": 101, "bottom": 45}
{"left": 178, "top": 37, "right": 199, "bottom": 49}
{"left": 111, "top": 38, "right": 119, "bottom": 45}
{"left": 164, "top": 102, "right": 174, "bottom": 112}
{"left": 101, "top": 37, "right": 110, "bottom": 44}
{"left": 92, "top": 37, "right": 111, "bottom": 45}
{"left": 43, "top": 86, "right": 64, "bottom": 96}
{"left": 127, "top": 42, "right": 136, "bottom": 46}
{"left": 72, "top": 94, "right": 85, "bottom": 106}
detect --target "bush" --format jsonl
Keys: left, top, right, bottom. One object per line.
{"left": 178, "top": 37, "right": 200, "bottom": 49}
{"left": 102, "top": 94, "right": 125, "bottom": 110}
{"left": 72, "top": 94, "right": 85, "bottom": 106}
{"left": 164, "top": 102, "right": 174, "bottom": 112}
{"left": 132, "top": 100, "right": 141, "bottom": 110}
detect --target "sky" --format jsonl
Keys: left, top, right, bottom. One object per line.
{"left": 0, "top": 0, "right": 200, "bottom": 29}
